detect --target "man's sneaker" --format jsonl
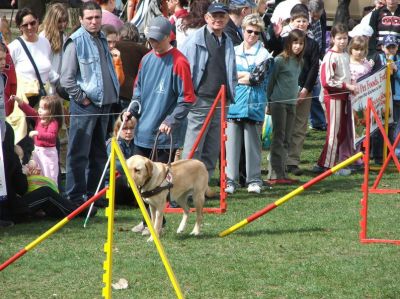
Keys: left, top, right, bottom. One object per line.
{"left": 225, "top": 184, "right": 235, "bottom": 194}
{"left": 131, "top": 222, "right": 145, "bottom": 233}
{"left": 247, "top": 183, "right": 261, "bottom": 194}
{"left": 334, "top": 168, "right": 352, "bottom": 176}
{"left": 287, "top": 165, "right": 303, "bottom": 176}
{"left": 311, "top": 165, "right": 329, "bottom": 174}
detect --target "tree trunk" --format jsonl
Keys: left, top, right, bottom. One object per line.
{"left": 334, "top": 0, "right": 351, "bottom": 27}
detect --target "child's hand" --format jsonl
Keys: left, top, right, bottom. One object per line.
{"left": 111, "top": 48, "right": 121, "bottom": 58}
{"left": 347, "top": 84, "right": 358, "bottom": 95}
{"left": 11, "top": 95, "right": 23, "bottom": 105}
{"left": 29, "top": 130, "right": 38, "bottom": 138}
{"left": 391, "top": 62, "right": 398, "bottom": 72}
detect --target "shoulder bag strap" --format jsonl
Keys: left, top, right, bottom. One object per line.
{"left": 17, "top": 37, "right": 46, "bottom": 92}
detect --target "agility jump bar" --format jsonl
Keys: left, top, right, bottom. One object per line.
{"left": 0, "top": 188, "right": 108, "bottom": 271}
{"left": 219, "top": 152, "right": 364, "bottom": 237}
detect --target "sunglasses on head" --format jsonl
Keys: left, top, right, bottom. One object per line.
{"left": 20, "top": 20, "right": 37, "bottom": 28}
{"left": 246, "top": 29, "right": 260, "bottom": 35}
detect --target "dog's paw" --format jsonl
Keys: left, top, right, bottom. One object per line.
{"left": 176, "top": 228, "right": 184, "bottom": 234}
{"left": 147, "top": 236, "right": 154, "bottom": 242}
{"left": 190, "top": 230, "right": 200, "bottom": 236}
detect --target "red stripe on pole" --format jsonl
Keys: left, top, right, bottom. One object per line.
{"left": 67, "top": 188, "right": 107, "bottom": 220}
{"left": 302, "top": 170, "right": 333, "bottom": 189}
{"left": 247, "top": 203, "right": 277, "bottom": 223}
{"left": 0, "top": 249, "right": 27, "bottom": 271}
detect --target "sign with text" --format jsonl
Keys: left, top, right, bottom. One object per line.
{"left": 350, "top": 66, "right": 393, "bottom": 147}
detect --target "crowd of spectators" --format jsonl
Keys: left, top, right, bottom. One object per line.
{"left": 1, "top": 0, "right": 400, "bottom": 228}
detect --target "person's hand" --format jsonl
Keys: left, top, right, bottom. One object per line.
{"left": 122, "top": 111, "right": 132, "bottom": 121}
{"left": 347, "top": 84, "right": 358, "bottom": 95}
{"left": 265, "top": 104, "right": 271, "bottom": 115}
{"left": 159, "top": 123, "right": 171, "bottom": 135}
{"left": 29, "top": 130, "right": 38, "bottom": 138}
{"left": 273, "top": 18, "right": 283, "bottom": 37}
{"left": 111, "top": 48, "right": 121, "bottom": 58}
{"left": 82, "top": 97, "right": 91, "bottom": 106}
{"left": 10, "top": 95, "right": 23, "bottom": 105}
{"left": 297, "top": 88, "right": 308, "bottom": 105}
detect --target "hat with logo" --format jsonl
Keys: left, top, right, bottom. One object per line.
{"left": 145, "top": 16, "right": 172, "bottom": 41}
{"left": 229, "top": 0, "right": 256, "bottom": 9}
{"left": 207, "top": 2, "right": 229, "bottom": 14}
{"left": 348, "top": 24, "right": 374, "bottom": 38}
{"left": 383, "top": 34, "right": 398, "bottom": 47}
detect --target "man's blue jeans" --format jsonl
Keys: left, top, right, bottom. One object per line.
{"left": 66, "top": 100, "right": 111, "bottom": 202}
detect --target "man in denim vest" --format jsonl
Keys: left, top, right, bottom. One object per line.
{"left": 60, "top": 1, "right": 119, "bottom": 206}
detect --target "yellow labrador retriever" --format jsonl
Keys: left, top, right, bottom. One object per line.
{"left": 126, "top": 155, "right": 209, "bottom": 241}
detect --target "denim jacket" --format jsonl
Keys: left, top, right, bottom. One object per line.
{"left": 68, "top": 27, "right": 119, "bottom": 106}
{"left": 181, "top": 25, "right": 237, "bottom": 101}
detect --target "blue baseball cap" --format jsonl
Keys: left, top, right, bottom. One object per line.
{"left": 145, "top": 16, "right": 172, "bottom": 41}
{"left": 207, "top": 2, "right": 229, "bottom": 14}
{"left": 229, "top": 0, "right": 256, "bottom": 9}
{"left": 383, "top": 35, "right": 398, "bottom": 47}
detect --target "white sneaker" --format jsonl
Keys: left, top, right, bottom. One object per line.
{"left": 247, "top": 183, "right": 261, "bottom": 194}
{"left": 141, "top": 227, "right": 150, "bottom": 236}
{"left": 225, "top": 184, "right": 235, "bottom": 194}
{"left": 131, "top": 222, "right": 145, "bottom": 233}
{"left": 334, "top": 168, "right": 352, "bottom": 176}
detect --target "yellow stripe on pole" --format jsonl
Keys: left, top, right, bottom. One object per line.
{"left": 331, "top": 152, "right": 363, "bottom": 173}
{"left": 219, "top": 219, "right": 249, "bottom": 237}
{"left": 25, "top": 217, "right": 69, "bottom": 251}
{"left": 275, "top": 186, "right": 305, "bottom": 206}
{"left": 114, "top": 143, "right": 184, "bottom": 299}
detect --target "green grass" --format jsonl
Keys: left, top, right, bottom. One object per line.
{"left": 1, "top": 129, "right": 400, "bottom": 298}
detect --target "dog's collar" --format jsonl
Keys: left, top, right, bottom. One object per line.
{"left": 140, "top": 168, "right": 173, "bottom": 198}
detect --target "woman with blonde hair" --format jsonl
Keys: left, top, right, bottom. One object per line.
{"left": 39, "top": 2, "right": 69, "bottom": 79}
{"left": 225, "top": 14, "right": 272, "bottom": 194}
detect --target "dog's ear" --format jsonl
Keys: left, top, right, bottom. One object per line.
{"left": 145, "top": 159, "right": 153, "bottom": 176}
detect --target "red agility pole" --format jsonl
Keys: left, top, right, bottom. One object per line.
{"left": 0, "top": 188, "right": 108, "bottom": 271}
{"left": 360, "top": 98, "right": 400, "bottom": 245}
{"left": 219, "top": 152, "right": 363, "bottom": 237}
{"left": 165, "top": 85, "right": 227, "bottom": 214}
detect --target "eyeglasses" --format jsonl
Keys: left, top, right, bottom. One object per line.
{"left": 20, "top": 20, "right": 37, "bottom": 28}
{"left": 246, "top": 29, "right": 260, "bottom": 36}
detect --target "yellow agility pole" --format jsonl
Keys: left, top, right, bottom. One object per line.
{"left": 219, "top": 152, "right": 364, "bottom": 237}
{"left": 113, "top": 139, "right": 184, "bottom": 299}
{"left": 383, "top": 59, "right": 392, "bottom": 162}
{"left": 102, "top": 140, "right": 117, "bottom": 299}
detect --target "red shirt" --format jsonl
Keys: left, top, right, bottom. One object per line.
{"left": 18, "top": 102, "right": 58, "bottom": 147}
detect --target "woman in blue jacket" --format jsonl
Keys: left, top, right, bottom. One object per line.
{"left": 225, "top": 14, "right": 272, "bottom": 194}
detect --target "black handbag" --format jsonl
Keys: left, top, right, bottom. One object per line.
{"left": 249, "top": 57, "right": 274, "bottom": 86}
{"left": 17, "top": 37, "right": 47, "bottom": 102}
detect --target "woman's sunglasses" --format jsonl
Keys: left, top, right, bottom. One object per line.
{"left": 246, "top": 29, "right": 260, "bottom": 36}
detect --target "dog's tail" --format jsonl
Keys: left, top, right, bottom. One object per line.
{"left": 205, "top": 186, "right": 217, "bottom": 199}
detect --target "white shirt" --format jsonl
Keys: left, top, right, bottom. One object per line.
{"left": 8, "top": 36, "right": 58, "bottom": 83}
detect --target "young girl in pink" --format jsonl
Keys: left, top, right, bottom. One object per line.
{"left": 14, "top": 95, "right": 63, "bottom": 184}
{"left": 314, "top": 23, "right": 357, "bottom": 175}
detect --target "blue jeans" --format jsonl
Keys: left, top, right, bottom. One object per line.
{"left": 66, "top": 101, "right": 111, "bottom": 202}
{"left": 309, "top": 82, "right": 326, "bottom": 129}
